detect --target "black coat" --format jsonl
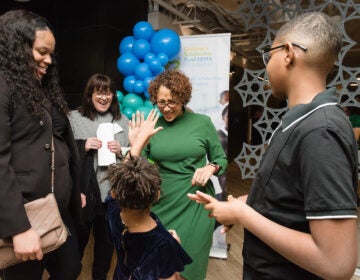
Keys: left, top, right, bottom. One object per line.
{"left": 76, "top": 139, "right": 103, "bottom": 223}
{"left": 0, "top": 75, "right": 81, "bottom": 238}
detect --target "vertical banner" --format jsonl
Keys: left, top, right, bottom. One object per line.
{"left": 179, "top": 33, "right": 231, "bottom": 129}
{"left": 179, "top": 33, "right": 231, "bottom": 259}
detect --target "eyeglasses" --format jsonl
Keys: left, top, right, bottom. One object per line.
{"left": 94, "top": 91, "right": 113, "bottom": 98}
{"left": 261, "top": 43, "right": 308, "bottom": 66}
{"left": 156, "top": 100, "right": 179, "bottom": 108}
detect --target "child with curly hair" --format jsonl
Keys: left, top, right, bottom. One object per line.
{"left": 105, "top": 155, "right": 192, "bottom": 280}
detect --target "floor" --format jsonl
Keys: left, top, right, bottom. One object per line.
{"left": 70, "top": 162, "right": 360, "bottom": 280}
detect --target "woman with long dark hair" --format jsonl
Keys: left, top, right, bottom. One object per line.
{"left": 0, "top": 9, "right": 82, "bottom": 280}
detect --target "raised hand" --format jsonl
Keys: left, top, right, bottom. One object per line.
{"left": 128, "top": 109, "right": 163, "bottom": 157}
{"left": 128, "top": 110, "right": 144, "bottom": 146}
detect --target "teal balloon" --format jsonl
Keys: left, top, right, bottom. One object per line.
{"left": 122, "top": 107, "right": 134, "bottom": 119}
{"left": 116, "top": 90, "right": 124, "bottom": 102}
{"left": 144, "top": 99, "right": 154, "bottom": 108}
{"left": 136, "top": 106, "right": 152, "bottom": 119}
{"left": 122, "top": 93, "right": 144, "bottom": 110}
{"left": 153, "top": 106, "right": 162, "bottom": 117}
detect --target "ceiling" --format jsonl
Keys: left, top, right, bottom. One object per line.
{"left": 2, "top": 0, "right": 359, "bottom": 84}
{"left": 148, "top": 0, "right": 360, "bottom": 72}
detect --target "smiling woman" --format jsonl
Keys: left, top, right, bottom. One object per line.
{"left": 143, "top": 69, "right": 228, "bottom": 280}
{"left": 68, "top": 73, "right": 130, "bottom": 280}
{"left": 32, "top": 30, "right": 55, "bottom": 80}
{"left": 0, "top": 9, "right": 82, "bottom": 280}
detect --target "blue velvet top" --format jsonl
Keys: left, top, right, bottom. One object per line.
{"left": 106, "top": 198, "right": 192, "bottom": 280}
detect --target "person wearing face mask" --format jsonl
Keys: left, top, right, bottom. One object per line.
{"left": 143, "top": 69, "right": 228, "bottom": 280}
{"left": 0, "top": 9, "right": 82, "bottom": 280}
{"left": 68, "top": 73, "right": 129, "bottom": 280}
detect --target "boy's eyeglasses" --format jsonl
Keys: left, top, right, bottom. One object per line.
{"left": 261, "top": 43, "right": 308, "bottom": 66}
{"left": 155, "top": 100, "right": 179, "bottom": 108}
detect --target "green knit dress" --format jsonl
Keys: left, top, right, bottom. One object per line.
{"left": 142, "top": 110, "right": 227, "bottom": 280}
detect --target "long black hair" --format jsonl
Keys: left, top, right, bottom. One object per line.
{"left": 0, "top": 9, "right": 68, "bottom": 118}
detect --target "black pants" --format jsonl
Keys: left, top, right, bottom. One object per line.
{"left": 78, "top": 211, "right": 114, "bottom": 280}
{"left": 1, "top": 212, "right": 81, "bottom": 280}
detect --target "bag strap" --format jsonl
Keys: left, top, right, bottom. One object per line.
{"left": 51, "top": 136, "right": 55, "bottom": 193}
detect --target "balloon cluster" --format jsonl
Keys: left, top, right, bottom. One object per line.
{"left": 116, "top": 90, "right": 156, "bottom": 120}
{"left": 116, "top": 21, "right": 181, "bottom": 118}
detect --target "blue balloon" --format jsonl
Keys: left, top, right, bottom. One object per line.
{"left": 116, "top": 90, "right": 124, "bottom": 102}
{"left": 133, "top": 80, "right": 145, "bottom": 94}
{"left": 133, "top": 21, "right": 154, "bottom": 41}
{"left": 119, "top": 36, "right": 135, "bottom": 54}
{"left": 143, "top": 76, "right": 153, "bottom": 90}
{"left": 148, "top": 58, "right": 163, "bottom": 75}
{"left": 122, "top": 107, "right": 135, "bottom": 119}
{"left": 144, "top": 90, "right": 150, "bottom": 99}
{"left": 157, "top": 52, "right": 169, "bottom": 66}
{"left": 122, "top": 93, "right": 144, "bottom": 110}
{"left": 157, "top": 66, "right": 165, "bottom": 75}
{"left": 132, "top": 39, "right": 151, "bottom": 60}
{"left": 144, "top": 52, "right": 156, "bottom": 64}
{"left": 123, "top": 75, "right": 136, "bottom": 93}
{"left": 134, "top": 63, "right": 152, "bottom": 80}
{"left": 150, "top": 29, "right": 181, "bottom": 60}
{"left": 117, "top": 53, "right": 140, "bottom": 76}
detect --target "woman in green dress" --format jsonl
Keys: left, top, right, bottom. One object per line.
{"left": 144, "top": 69, "right": 228, "bottom": 280}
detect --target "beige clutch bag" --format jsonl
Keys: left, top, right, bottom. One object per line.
{"left": 0, "top": 193, "right": 68, "bottom": 269}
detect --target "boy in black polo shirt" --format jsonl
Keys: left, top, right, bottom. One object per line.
{"left": 189, "top": 12, "right": 358, "bottom": 280}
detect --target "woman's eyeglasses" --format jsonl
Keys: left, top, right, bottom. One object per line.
{"left": 156, "top": 100, "right": 179, "bottom": 108}
{"left": 261, "top": 43, "right": 308, "bottom": 66}
{"left": 94, "top": 91, "right": 113, "bottom": 98}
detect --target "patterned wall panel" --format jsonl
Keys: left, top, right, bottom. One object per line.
{"left": 234, "top": 0, "right": 360, "bottom": 179}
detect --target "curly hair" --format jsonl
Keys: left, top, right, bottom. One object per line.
{"left": 0, "top": 9, "right": 68, "bottom": 118}
{"left": 148, "top": 69, "right": 192, "bottom": 105}
{"left": 107, "top": 156, "right": 161, "bottom": 210}
{"left": 78, "top": 73, "right": 121, "bottom": 121}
